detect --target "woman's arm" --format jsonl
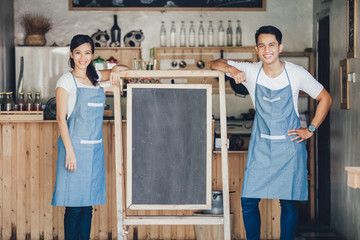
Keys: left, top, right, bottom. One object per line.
{"left": 99, "top": 64, "right": 129, "bottom": 83}
{"left": 56, "top": 87, "right": 77, "bottom": 172}
{"left": 288, "top": 88, "right": 332, "bottom": 142}
{"left": 210, "top": 59, "right": 247, "bottom": 84}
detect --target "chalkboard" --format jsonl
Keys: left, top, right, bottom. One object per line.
{"left": 69, "top": 0, "right": 265, "bottom": 11}
{"left": 126, "top": 84, "right": 212, "bottom": 210}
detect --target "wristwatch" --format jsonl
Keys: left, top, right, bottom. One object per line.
{"left": 308, "top": 124, "right": 316, "bottom": 133}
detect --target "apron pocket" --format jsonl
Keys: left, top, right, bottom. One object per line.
{"left": 263, "top": 96, "right": 281, "bottom": 103}
{"left": 260, "top": 133, "right": 287, "bottom": 142}
{"left": 80, "top": 138, "right": 103, "bottom": 144}
{"left": 88, "top": 102, "right": 104, "bottom": 107}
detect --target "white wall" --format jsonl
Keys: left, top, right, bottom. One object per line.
{"left": 14, "top": 0, "right": 314, "bottom": 57}
{"left": 13, "top": 0, "right": 314, "bottom": 118}
{"left": 314, "top": 1, "right": 360, "bottom": 239}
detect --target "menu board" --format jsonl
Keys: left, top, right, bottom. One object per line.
{"left": 70, "top": 0, "right": 265, "bottom": 10}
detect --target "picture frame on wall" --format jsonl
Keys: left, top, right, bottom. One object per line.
{"left": 69, "top": 0, "right": 266, "bottom": 11}
{"left": 340, "top": 59, "right": 350, "bottom": 110}
{"left": 347, "top": 0, "right": 357, "bottom": 58}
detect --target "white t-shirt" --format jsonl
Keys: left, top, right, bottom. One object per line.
{"left": 227, "top": 60, "right": 324, "bottom": 116}
{"left": 56, "top": 71, "right": 102, "bottom": 118}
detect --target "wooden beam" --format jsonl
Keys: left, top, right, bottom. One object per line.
{"left": 124, "top": 216, "right": 224, "bottom": 225}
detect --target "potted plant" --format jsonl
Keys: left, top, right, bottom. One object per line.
{"left": 21, "top": 13, "right": 52, "bottom": 46}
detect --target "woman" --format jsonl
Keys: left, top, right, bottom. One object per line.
{"left": 51, "top": 34, "right": 128, "bottom": 239}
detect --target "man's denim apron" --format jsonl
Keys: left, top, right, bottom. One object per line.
{"left": 52, "top": 73, "right": 106, "bottom": 206}
{"left": 242, "top": 64, "right": 308, "bottom": 200}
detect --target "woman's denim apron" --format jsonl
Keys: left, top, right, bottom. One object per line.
{"left": 52, "top": 73, "right": 106, "bottom": 206}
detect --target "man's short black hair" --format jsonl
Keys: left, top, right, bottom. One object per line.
{"left": 255, "top": 25, "right": 282, "bottom": 45}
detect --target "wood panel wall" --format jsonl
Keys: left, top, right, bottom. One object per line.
{"left": 0, "top": 121, "right": 280, "bottom": 240}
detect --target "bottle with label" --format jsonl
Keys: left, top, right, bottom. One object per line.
{"left": 33, "top": 92, "right": 42, "bottom": 111}
{"left": 110, "top": 14, "right": 121, "bottom": 47}
{"left": 4, "top": 92, "right": 13, "bottom": 111}
{"left": 198, "top": 21, "right": 205, "bottom": 47}
{"left": 93, "top": 56, "right": 106, "bottom": 70}
{"left": 25, "top": 92, "right": 33, "bottom": 111}
{"left": 208, "top": 21, "right": 215, "bottom": 47}
{"left": 0, "top": 92, "right": 5, "bottom": 111}
{"left": 189, "top": 21, "right": 196, "bottom": 47}
{"left": 180, "top": 21, "right": 186, "bottom": 47}
{"left": 236, "top": 20, "right": 242, "bottom": 46}
{"left": 18, "top": 92, "right": 25, "bottom": 111}
{"left": 170, "top": 21, "right": 176, "bottom": 47}
{"left": 218, "top": 20, "right": 225, "bottom": 47}
{"left": 160, "top": 21, "right": 166, "bottom": 47}
{"left": 106, "top": 56, "right": 118, "bottom": 69}
{"left": 227, "top": 20, "right": 233, "bottom": 47}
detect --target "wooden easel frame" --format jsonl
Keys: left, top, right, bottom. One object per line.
{"left": 113, "top": 70, "right": 230, "bottom": 240}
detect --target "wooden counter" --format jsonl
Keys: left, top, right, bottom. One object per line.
{"left": 0, "top": 121, "right": 280, "bottom": 240}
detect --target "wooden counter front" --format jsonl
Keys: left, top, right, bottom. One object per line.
{"left": 0, "top": 121, "right": 280, "bottom": 240}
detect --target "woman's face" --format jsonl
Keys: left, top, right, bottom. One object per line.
{"left": 70, "top": 42, "right": 93, "bottom": 70}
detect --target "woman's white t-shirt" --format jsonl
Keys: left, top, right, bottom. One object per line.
{"left": 56, "top": 71, "right": 102, "bottom": 118}
{"left": 227, "top": 60, "right": 324, "bottom": 116}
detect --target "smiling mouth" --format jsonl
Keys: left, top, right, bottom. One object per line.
{"left": 263, "top": 54, "right": 273, "bottom": 59}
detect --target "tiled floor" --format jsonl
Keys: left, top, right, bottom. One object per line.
{"left": 295, "top": 221, "right": 345, "bottom": 240}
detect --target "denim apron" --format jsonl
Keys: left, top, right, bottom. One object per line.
{"left": 52, "top": 73, "right": 106, "bottom": 206}
{"left": 242, "top": 64, "right": 308, "bottom": 200}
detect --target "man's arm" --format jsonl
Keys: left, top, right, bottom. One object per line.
{"left": 288, "top": 88, "right": 332, "bottom": 142}
{"left": 210, "top": 59, "right": 247, "bottom": 84}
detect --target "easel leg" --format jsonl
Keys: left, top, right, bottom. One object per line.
{"left": 218, "top": 73, "right": 231, "bottom": 240}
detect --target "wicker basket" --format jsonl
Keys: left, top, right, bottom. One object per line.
{"left": 25, "top": 34, "right": 46, "bottom": 46}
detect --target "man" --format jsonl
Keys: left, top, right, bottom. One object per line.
{"left": 210, "top": 25, "right": 332, "bottom": 240}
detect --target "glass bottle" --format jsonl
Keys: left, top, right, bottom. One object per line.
{"left": 208, "top": 21, "right": 215, "bottom": 47}
{"left": 170, "top": 21, "right": 176, "bottom": 47}
{"left": 34, "top": 92, "right": 42, "bottom": 111}
{"left": 180, "top": 21, "right": 186, "bottom": 47}
{"left": 198, "top": 21, "right": 205, "bottom": 47}
{"left": 9, "top": 92, "right": 15, "bottom": 110}
{"left": 189, "top": 21, "right": 196, "bottom": 47}
{"left": 25, "top": 92, "right": 33, "bottom": 111}
{"left": 0, "top": 92, "right": 5, "bottom": 111}
{"left": 227, "top": 20, "right": 233, "bottom": 47}
{"left": 18, "top": 92, "right": 25, "bottom": 111}
{"left": 4, "top": 92, "right": 13, "bottom": 111}
{"left": 236, "top": 20, "right": 242, "bottom": 46}
{"left": 218, "top": 21, "right": 225, "bottom": 47}
{"left": 110, "top": 14, "right": 121, "bottom": 47}
{"left": 160, "top": 21, "right": 167, "bottom": 47}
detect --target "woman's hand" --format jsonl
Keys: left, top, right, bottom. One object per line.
{"left": 65, "top": 148, "right": 77, "bottom": 172}
{"left": 109, "top": 65, "right": 129, "bottom": 87}
{"left": 229, "top": 67, "right": 247, "bottom": 84}
{"left": 288, "top": 128, "right": 314, "bottom": 143}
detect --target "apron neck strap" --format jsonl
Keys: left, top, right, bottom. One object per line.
{"left": 71, "top": 72, "right": 79, "bottom": 88}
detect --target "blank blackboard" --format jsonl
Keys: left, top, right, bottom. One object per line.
{"left": 70, "top": 0, "right": 265, "bottom": 10}
{"left": 126, "top": 84, "right": 212, "bottom": 210}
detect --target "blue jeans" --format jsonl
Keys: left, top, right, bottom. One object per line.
{"left": 241, "top": 197, "right": 298, "bottom": 240}
{"left": 64, "top": 206, "right": 93, "bottom": 240}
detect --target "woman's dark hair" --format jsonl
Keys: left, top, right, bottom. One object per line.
{"left": 255, "top": 25, "right": 282, "bottom": 45}
{"left": 69, "top": 34, "right": 99, "bottom": 86}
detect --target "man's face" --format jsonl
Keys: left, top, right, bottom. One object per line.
{"left": 255, "top": 33, "right": 283, "bottom": 65}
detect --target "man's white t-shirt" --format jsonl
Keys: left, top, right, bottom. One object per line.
{"left": 227, "top": 60, "right": 324, "bottom": 116}
{"left": 56, "top": 71, "right": 102, "bottom": 118}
